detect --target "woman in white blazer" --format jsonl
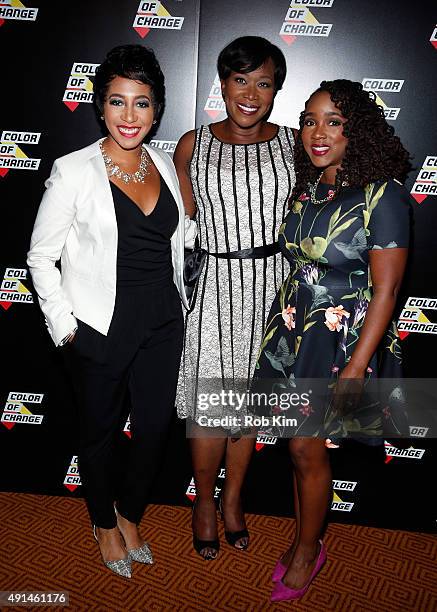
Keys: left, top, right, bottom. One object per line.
{"left": 27, "top": 45, "right": 195, "bottom": 579}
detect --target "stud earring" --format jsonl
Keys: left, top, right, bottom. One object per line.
{"left": 100, "top": 115, "right": 104, "bottom": 120}
{"left": 152, "top": 120, "right": 157, "bottom": 125}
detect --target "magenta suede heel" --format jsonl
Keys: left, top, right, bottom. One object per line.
{"left": 271, "top": 557, "right": 288, "bottom": 582}
{"left": 270, "top": 540, "right": 327, "bottom": 602}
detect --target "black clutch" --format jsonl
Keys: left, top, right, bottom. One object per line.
{"left": 183, "top": 239, "right": 207, "bottom": 312}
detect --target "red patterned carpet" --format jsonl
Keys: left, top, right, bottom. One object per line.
{"left": 0, "top": 493, "right": 436, "bottom": 611}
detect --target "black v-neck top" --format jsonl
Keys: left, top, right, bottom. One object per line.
{"left": 111, "top": 176, "right": 178, "bottom": 286}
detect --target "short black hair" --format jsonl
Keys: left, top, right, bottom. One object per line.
{"left": 217, "top": 36, "right": 286, "bottom": 93}
{"left": 94, "top": 44, "right": 165, "bottom": 122}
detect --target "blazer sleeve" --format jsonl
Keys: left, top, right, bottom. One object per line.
{"left": 27, "top": 159, "right": 78, "bottom": 346}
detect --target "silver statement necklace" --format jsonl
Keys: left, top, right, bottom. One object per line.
{"left": 99, "top": 141, "right": 150, "bottom": 184}
{"left": 308, "top": 171, "right": 336, "bottom": 205}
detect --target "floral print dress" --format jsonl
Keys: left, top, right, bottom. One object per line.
{"left": 254, "top": 179, "right": 411, "bottom": 440}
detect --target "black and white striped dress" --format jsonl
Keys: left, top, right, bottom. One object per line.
{"left": 177, "top": 124, "right": 295, "bottom": 420}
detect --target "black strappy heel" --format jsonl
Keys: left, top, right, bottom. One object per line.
{"left": 192, "top": 502, "right": 220, "bottom": 560}
{"left": 192, "top": 534, "right": 220, "bottom": 560}
{"left": 218, "top": 496, "right": 249, "bottom": 550}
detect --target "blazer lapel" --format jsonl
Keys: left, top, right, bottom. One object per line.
{"left": 91, "top": 139, "right": 115, "bottom": 222}
{"left": 88, "top": 141, "right": 118, "bottom": 292}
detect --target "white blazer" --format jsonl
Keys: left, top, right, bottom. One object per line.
{"left": 27, "top": 139, "right": 195, "bottom": 346}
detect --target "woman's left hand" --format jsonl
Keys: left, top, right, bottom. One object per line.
{"left": 334, "top": 362, "right": 365, "bottom": 417}
{"left": 184, "top": 214, "right": 197, "bottom": 249}
{"left": 339, "top": 361, "right": 365, "bottom": 380}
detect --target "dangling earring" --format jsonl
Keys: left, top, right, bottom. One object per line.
{"left": 152, "top": 120, "right": 157, "bottom": 125}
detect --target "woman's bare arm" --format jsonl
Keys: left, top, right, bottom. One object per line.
{"left": 341, "top": 248, "right": 408, "bottom": 378}
{"left": 174, "top": 130, "right": 197, "bottom": 218}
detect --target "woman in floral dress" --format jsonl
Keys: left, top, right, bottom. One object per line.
{"left": 255, "top": 80, "right": 412, "bottom": 602}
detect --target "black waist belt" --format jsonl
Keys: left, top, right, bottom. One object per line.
{"left": 210, "top": 243, "right": 280, "bottom": 260}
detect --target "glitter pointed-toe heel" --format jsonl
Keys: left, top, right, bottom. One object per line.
{"left": 93, "top": 525, "right": 132, "bottom": 579}
{"left": 128, "top": 541, "right": 154, "bottom": 564}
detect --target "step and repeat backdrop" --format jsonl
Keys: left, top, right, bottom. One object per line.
{"left": 1, "top": 0, "right": 436, "bottom": 533}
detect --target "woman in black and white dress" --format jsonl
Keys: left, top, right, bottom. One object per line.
{"left": 175, "top": 36, "right": 295, "bottom": 559}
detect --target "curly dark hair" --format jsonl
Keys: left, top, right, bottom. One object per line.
{"left": 94, "top": 44, "right": 165, "bottom": 123}
{"left": 292, "top": 79, "right": 412, "bottom": 199}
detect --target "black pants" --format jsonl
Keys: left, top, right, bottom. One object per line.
{"left": 64, "top": 281, "right": 183, "bottom": 528}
